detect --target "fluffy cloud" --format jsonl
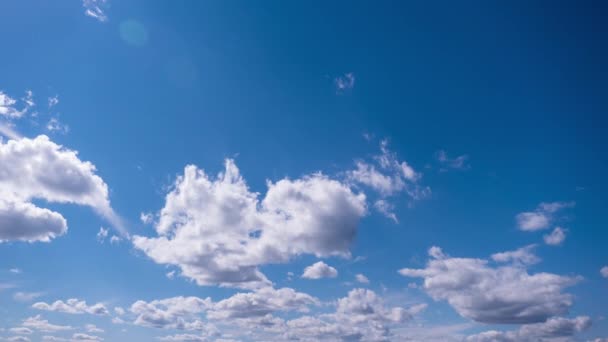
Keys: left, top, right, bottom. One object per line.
{"left": 601, "top": 266, "right": 608, "bottom": 278}
{"left": 466, "top": 316, "right": 591, "bottom": 342}
{"left": 516, "top": 201, "right": 575, "bottom": 231}
{"left": 302, "top": 261, "right": 338, "bottom": 279}
{"left": 355, "top": 274, "right": 369, "bottom": 284}
{"left": 544, "top": 227, "right": 567, "bottom": 246}
{"left": 21, "top": 315, "right": 72, "bottom": 332}
{"left": 0, "top": 136, "right": 121, "bottom": 242}
{"left": 32, "top": 299, "right": 109, "bottom": 315}
{"left": 133, "top": 159, "right": 366, "bottom": 288}
{"left": 399, "top": 247, "right": 580, "bottom": 324}
{"left": 207, "top": 287, "right": 317, "bottom": 320}
{"left": 82, "top": 0, "right": 108, "bottom": 22}
{"left": 130, "top": 296, "right": 211, "bottom": 329}
{"left": 335, "top": 288, "right": 427, "bottom": 324}
{"left": 0, "top": 90, "right": 32, "bottom": 119}
{"left": 84, "top": 325, "right": 103, "bottom": 334}
{"left": 491, "top": 244, "right": 540, "bottom": 266}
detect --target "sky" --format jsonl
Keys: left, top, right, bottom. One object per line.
{"left": 0, "top": 1, "right": 607, "bottom": 341}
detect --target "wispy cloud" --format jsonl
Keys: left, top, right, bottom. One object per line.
{"left": 334, "top": 72, "right": 355, "bottom": 92}
{"left": 83, "top": 0, "right": 109, "bottom": 22}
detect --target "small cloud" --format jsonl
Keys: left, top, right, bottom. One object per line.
{"left": 334, "top": 72, "right": 355, "bottom": 92}
{"left": 46, "top": 118, "right": 69, "bottom": 134}
{"left": 601, "top": 266, "right": 608, "bottom": 278}
{"left": 374, "top": 199, "right": 398, "bottom": 223}
{"left": 85, "top": 324, "right": 104, "bottom": 334}
{"left": 166, "top": 271, "right": 176, "bottom": 279}
{"left": 48, "top": 96, "right": 59, "bottom": 108}
{"left": 544, "top": 227, "right": 567, "bottom": 246}
{"left": 516, "top": 201, "right": 575, "bottom": 231}
{"left": 96, "top": 227, "right": 108, "bottom": 243}
{"left": 355, "top": 274, "right": 370, "bottom": 284}
{"left": 9, "top": 268, "right": 22, "bottom": 274}
{"left": 140, "top": 212, "right": 154, "bottom": 225}
{"left": 14, "top": 291, "right": 44, "bottom": 302}
{"left": 83, "top": 0, "right": 109, "bottom": 22}
{"left": 435, "top": 150, "right": 470, "bottom": 171}
{"left": 0, "top": 90, "right": 33, "bottom": 119}
{"left": 109, "top": 235, "right": 121, "bottom": 244}
{"left": 302, "top": 261, "right": 338, "bottom": 279}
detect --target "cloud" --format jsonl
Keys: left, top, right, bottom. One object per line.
{"left": 516, "top": 201, "right": 575, "bottom": 231}
{"left": 32, "top": 299, "right": 109, "bottom": 315}
{"left": 84, "top": 325, "right": 103, "bottom": 334}
{"left": 157, "top": 334, "right": 209, "bottom": 341}
{"left": 399, "top": 246, "right": 580, "bottom": 324}
{"left": 133, "top": 159, "right": 366, "bottom": 289}
{"left": 601, "top": 266, "right": 608, "bottom": 278}
{"left": 491, "top": 245, "right": 540, "bottom": 266}
{"left": 544, "top": 227, "right": 567, "bottom": 246}
{"left": 207, "top": 287, "right": 318, "bottom": 320}
{"left": 46, "top": 118, "right": 69, "bottom": 134}
{"left": 130, "top": 296, "right": 211, "bottom": 329}
{"left": 9, "top": 327, "right": 33, "bottom": 335}
{"left": 355, "top": 274, "right": 369, "bottom": 284}
{"left": 48, "top": 96, "right": 59, "bottom": 108}
{"left": 82, "top": 0, "right": 108, "bottom": 22}
{"left": 0, "top": 135, "right": 123, "bottom": 242}
{"left": 96, "top": 227, "right": 108, "bottom": 242}
{"left": 302, "top": 261, "right": 338, "bottom": 279}
{"left": 435, "top": 150, "right": 470, "bottom": 171}
{"left": 21, "top": 315, "right": 72, "bottom": 332}
{"left": 466, "top": 316, "right": 591, "bottom": 342}
{"left": 0, "top": 90, "right": 31, "bottom": 119}
{"left": 373, "top": 199, "right": 398, "bottom": 223}
{"left": 9, "top": 268, "right": 21, "bottom": 274}
{"left": 71, "top": 333, "right": 103, "bottom": 341}
{"left": 334, "top": 72, "right": 355, "bottom": 92}
{"left": 14, "top": 291, "right": 44, "bottom": 302}
{"left": 5, "top": 337, "right": 31, "bottom": 342}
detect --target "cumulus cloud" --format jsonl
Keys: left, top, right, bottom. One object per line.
{"left": 491, "top": 245, "right": 540, "bottom": 266}
{"left": 435, "top": 150, "right": 470, "bottom": 171}
{"left": 130, "top": 296, "right": 211, "bottom": 329}
{"left": 516, "top": 201, "right": 575, "bottom": 231}
{"left": 399, "top": 246, "right": 580, "bottom": 324}
{"left": 466, "top": 316, "right": 591, "bottom": 342}
{"left": 84, "top": 325, "right": 103, "bottom": 334}
{"left": 0, "top": 135, "right": 122, "bottom": 242}
{"left": 32, "top": 299, "right": 109, "bottom": 315}
{"left": 133, "top": 159, "right": 366, "bottom": 288}
{"left": 302, "top": 261, "right": 338, "bottom": 279}
{"left": 21, "top": 315, "right": 72, "bottom": 332}
{"left": 82, "top": 0, "right": 108, "bottom": 22}
{"left": 544, "top": 227, "right": 567, "bottom": 246}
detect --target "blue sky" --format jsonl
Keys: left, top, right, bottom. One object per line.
{"left": 0, "top": 1, "right": 607, "bottom": 341}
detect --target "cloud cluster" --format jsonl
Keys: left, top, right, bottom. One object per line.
{"left": 466, "top": 316, "right": 591, "bottom": 341}
{"left": 301, "top": 261, "right": 338, "bottom": 279}
{"left": 133, "top": 159, "right": 366, "bottom": 288}
{"left": 399, "top": 246, "right": 580, "bottom": 324}
{"left": 0, "top": 136, "right": 121, "bottom": 243}
{"left": 32, "top": 299, "right": 109, "bottom": 316}
{"left": 516, "top": 201, "right": 574, "bottom": 231}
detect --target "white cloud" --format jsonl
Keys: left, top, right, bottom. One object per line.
{"left": 601, "top": 266, "right": 608, "bottom": 278}
{"left": 46, "top": 118, "right": 69, "bottom": 134}
{"left": 491, "top": 244, "right": 540, "bottom": 266}
{"left": 334, "top": 72, "right": 355, "bottom": 92}
{"left": 0, "top": 91, "right": 29, "bottom": 119}
{"left": 157, "top": 334, "right": 209, "bottom": 341}
{"left": 32, "top": 299, "right": 109, "bottom": 315}
{"left": 9, "top": 268, "right": 21, "bottom": 274}
{"left": 71, "top": 333, "right": 103, "bottom": 341}
{"left": 82, "top": 0, "right": 108, "bottom": 22}
{"left": 544, "top": 227, "right": 566, "bottom": 246}
{"left": 133, "top": 159, "right": 366, "bottom": 289}
{"left": 373, "top": 199, "right": 398, "bottom": 223}
{"left": 516, "top": 201, "right": 575, "bottom": 231}
{"left": 355, "top": 274, "right": 369, "bottom": 284}
{"left": 0, "top": 135, "right": 123, "bottom": 242}
{"left": 21, "top": 315, "right": 72, "bottom": 332}
{"left": 130, "top": 296, "right": 211, "bottom": 329}
{"left": 14, "top": 291, "right": 44, "bottom": 302}
{"left": 96, "top": 227, "right": 108, "bottom": 242}
{"left": 302, "top": 261, "right": 338, "bottom": 279}
{"left": 5, "top": 336, "right": 31, "bottom": 342}
{"left": 399, "top": 246, "right": 580, "bottom": 324}
{"left": 140, "top": 212, "right": 154, "bottom": 224}
{"left": 435, "top": 150, "right": 470, "bottom": 171}
{"left": 84, "top": 324, "right": 103, "bottom": 334}
{"left": 9, "top": 327, "right": 33, "bottom": 335}
{"left": 207, "top": 287, "right": 318, "bottom": 320}
{"left": 48, "top": 96, "right": 59, "bottom": 108}
{"left": 466, "top": 316, "right": 591, "bottom": 342}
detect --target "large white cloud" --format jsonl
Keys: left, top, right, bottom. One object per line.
{"left": 32, "top": 299, "right": 109, "bottom": 316}
{"left": 399, "top": 247, "right": 580, "bottom": 324}
{"left": 466, "top": 316, "right": 591, "bottom": 342}
{"left": 0, "top": 135, "right": 121, "bottom": 242}
{"left": 133, "top": 159, "right": 366, "bottom": 288}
